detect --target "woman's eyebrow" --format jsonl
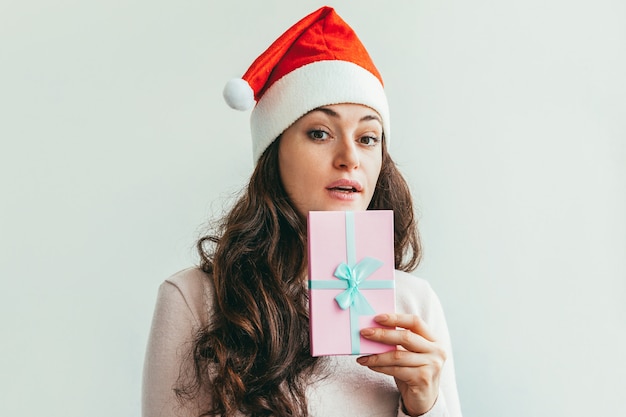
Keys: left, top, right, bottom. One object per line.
{"left": 360, "top": 114, "right": 382, "bottom": 125}
{"left": 311, "top": 107, "right": 340, "bottom": 118}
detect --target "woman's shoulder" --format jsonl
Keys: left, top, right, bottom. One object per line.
{"left": 394, "top": 269, "right": 434, "bottom": 291}
{"left": 164, "top": 266, "right": 210, "bottom": 292}
{"left": 159, "top": 267, "right": 214, "bottom": 327}
{"left": 394, "top": 269, "right": 437, "bottom": 300}
{"left": 394, "top": 270, "right": 444, "bottom": 321}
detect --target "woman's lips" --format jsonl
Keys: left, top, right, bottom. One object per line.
{"left": 326, "top": 179, "right": 363, "bottom": 193}
{"left": 325, "top": 179, "right": 363, "bottom": 200}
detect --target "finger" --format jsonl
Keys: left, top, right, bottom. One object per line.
{"left": 357, "top": 355, "right": 438, "bottom": 385}
{"left": 357, "top": 348, "right": 433, "bottom": 368}
{"left": 373, "top": 313, "right": 436, "bottom": 342}
{"left": 360, "top": 326, "right": 432, "bottom": 353}
{"left": 357, "top": 348, "right": 446, "bottom": 385}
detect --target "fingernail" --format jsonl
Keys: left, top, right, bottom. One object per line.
{"left": 360, "top": 328, "right": 375, "bottom": 336}
{"left": 356, "top": 356, "right": 369, "bottom": 365}
{"left": 374, "top": 314, "right": 389, "bottom": 322}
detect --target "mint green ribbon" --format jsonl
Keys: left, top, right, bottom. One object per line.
{"left": 333, "top": 257, "right": 385, "bottom": 315}
{"left": 309, "top": 211, "right": 394, "bottom": 354}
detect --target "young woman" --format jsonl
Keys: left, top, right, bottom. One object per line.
{"left": 142, "top": 7, "right": 462, "bottom": 417}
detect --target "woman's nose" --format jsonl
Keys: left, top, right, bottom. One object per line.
{"left": 333, "top": 137, "right": 360, "bottom": 170}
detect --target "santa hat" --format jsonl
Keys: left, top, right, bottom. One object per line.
{"left": 223, "top": 6, "right": 390, "bottom": 162}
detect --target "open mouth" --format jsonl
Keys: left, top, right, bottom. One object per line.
{"left": 329, "top": 186, "right": 359, "bottom": 193}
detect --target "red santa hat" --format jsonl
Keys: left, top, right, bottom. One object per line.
{"left": 223, "top": 6, "right": 390, "bottom": 162}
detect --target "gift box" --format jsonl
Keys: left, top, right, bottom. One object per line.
{"left": 307, "top": 210, "right": 396, "bottom": 356}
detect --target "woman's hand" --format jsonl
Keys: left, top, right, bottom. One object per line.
{"left": 356, "top": 313, "right": 447, "bottom": 416}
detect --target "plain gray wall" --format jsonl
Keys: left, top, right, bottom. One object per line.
{"left": 1, "top": 1, "right": 625, "bottom": 416}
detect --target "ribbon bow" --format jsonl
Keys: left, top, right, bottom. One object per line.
{"left": 333, "top": 257, "right": 384, "bottom": 315}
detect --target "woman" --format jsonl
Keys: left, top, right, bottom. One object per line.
{"left": 143, "top": 6, "right": 462, "bottom": 417}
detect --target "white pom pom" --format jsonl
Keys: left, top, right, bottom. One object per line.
{"left": 223, "top": 78, "right": 255, "bottom": 111}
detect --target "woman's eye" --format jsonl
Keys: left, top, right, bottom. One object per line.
{"left": 359, "top": 136, "right": 380, "bottom": 146}
{"left": 308, "top": 130, "right": 329, "bottom": 140}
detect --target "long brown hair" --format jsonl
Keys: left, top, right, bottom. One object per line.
{"left": 176, "top": 136, "right": 421, "bottom": 416}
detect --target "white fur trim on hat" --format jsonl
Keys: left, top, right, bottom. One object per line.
{"left": 250, "top": 60, "right": 390, "bottom": 162}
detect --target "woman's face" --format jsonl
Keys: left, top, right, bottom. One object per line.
{"left": 278, "top": 103, "right": 383, "bottom": 216}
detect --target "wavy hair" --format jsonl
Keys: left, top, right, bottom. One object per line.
{"left": 175, "top": 136, "right": 421, "bottom": 416}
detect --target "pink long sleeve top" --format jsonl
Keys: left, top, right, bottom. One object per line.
{"left": 142, "top": 268, "right": 462, "bottom": 417}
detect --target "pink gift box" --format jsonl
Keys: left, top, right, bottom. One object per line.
{"left": 307, "top": 210, "right": 396, "bottom": 356}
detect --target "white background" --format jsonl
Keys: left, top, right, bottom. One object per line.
{"left": 1, "top": 1, "right": 625, "bottom": 416}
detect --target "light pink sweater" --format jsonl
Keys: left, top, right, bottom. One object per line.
{"left": 142, "top": 268, "right": 462, "bottom": 417}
